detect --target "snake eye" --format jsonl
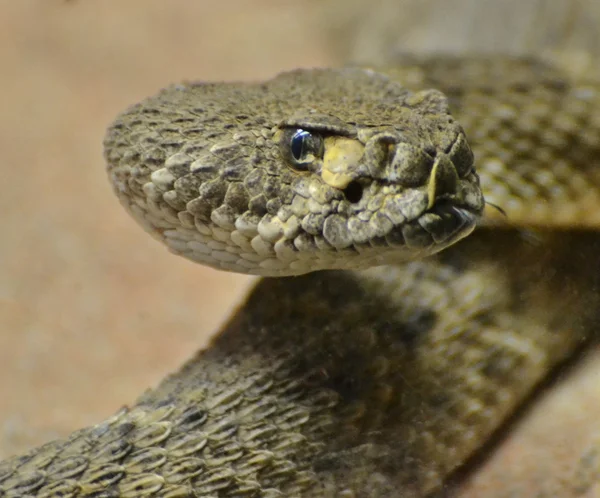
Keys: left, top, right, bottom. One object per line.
{"left": 283, "top": 128, "right": 324, "bottom": 171}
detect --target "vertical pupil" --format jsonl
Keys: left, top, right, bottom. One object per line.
{"left": 291, "top": 130, "right": 310, "bottom": 161}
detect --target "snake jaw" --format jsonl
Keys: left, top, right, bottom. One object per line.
{"left": 299, "top": 119, "right": 482, "bottom": 256}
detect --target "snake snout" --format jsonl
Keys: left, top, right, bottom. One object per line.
{"left": 348, "top": 128, "right": 483, "bottom": 253}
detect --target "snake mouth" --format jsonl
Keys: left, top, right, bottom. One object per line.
{"left": 418, "top": 202, "right": 477, "bottom": 245}
{"left": 322, "top": 167, "right": 482, "bottom": 256}
{"left": 377, "top": 201, "right": 477, "bottom": 254}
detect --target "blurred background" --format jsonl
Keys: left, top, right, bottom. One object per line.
{"left": 1, "top": 1, "right": 599, "bottom": 496}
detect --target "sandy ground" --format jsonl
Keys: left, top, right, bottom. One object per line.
{"left": 1, "top": 1, "right": 600, "bottom": 497}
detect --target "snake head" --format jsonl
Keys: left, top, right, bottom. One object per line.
{"left": 105, "top": 68, "right": 484, "bottom": 276}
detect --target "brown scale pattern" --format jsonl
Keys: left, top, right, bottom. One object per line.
{"left": 1, "top": 57, "right": 600, "bottom": 497}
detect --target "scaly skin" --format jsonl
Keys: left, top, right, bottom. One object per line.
{"left": 1, "top": 57, "right": 600, "bottom": 497}
{"left": 106, "top": 67, "right": 483, "bottom": 276}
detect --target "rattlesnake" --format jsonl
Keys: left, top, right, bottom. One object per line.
{"left": 1, "top": 55, "right": 599, "bottom": 497}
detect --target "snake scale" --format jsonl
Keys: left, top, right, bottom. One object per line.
{"left": 2, "top": 55, "right": 600, "bottom": 497}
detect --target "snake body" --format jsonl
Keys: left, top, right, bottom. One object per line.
{"left": 1, "top": 56, "right": 600, "bottom": 497}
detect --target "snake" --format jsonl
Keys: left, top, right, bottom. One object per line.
{"left": 1, "top": 54, "right": 600, "bottom": 497}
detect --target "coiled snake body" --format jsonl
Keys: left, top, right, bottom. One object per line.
{"left": 1, "top": 56, "right": 600, "bottom": 497}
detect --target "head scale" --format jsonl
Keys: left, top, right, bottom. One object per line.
{"left": 105, "top": 68, "right": 484, "bottom": 276}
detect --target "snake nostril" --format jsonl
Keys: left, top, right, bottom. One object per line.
{"left": 424, "top": 144, "right": 437, "bottom": 157}
{"left": 343, "top": 181, "right": 364, "bottom": 203}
